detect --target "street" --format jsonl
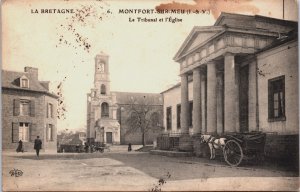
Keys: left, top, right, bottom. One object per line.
{"left": 2, "top": 147, "right": 299, "bottom": 191}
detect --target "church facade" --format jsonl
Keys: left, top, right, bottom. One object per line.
{"left": 86, "top": 52, "right": 120, "bottom": 145}
{"left": 86, "top": 52, "right": 163, "bottom": 145}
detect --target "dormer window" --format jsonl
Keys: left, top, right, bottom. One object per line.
{"left": 20, "top": 76, "right": 29, "bottom": 88}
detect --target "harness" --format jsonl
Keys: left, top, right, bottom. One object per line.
{"left": 206, "top": 136, "right": 224, "bottom": 149}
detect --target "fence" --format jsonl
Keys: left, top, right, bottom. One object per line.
{"left": 157, "top": 132, "right": 193, "bottom": 151}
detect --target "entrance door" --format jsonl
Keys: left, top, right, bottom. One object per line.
{"left": 106, "top": 132, "right": 113, "bottom": 144}
{"left": 239, "top": 65, "right": 249, "bottom": 132}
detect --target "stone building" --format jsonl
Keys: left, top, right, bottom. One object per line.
{"left": 161, "top": 13, "right": 298, "bottom": 161}
{"left": 2, "top": 67, "right": 58, "bottom": 152}
{"left": 86, "top": 52, "right": 163, "bottom": 145}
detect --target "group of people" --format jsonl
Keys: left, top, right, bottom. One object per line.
{"left": 18, "top": 138, "right": 133, "bottom": 155}
{"left": 16, "top": 136, "right": 42, "bottom": 158}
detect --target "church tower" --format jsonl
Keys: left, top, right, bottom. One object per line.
{"left": 94, "top": 52, "right": 110, "bottom": 96}
{"left": 87, "top": 51, "right": 120, "bottom": 145}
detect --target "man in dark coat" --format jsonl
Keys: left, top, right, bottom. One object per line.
{"left": 34, "top": 136, "right": 42, "bottom": 158}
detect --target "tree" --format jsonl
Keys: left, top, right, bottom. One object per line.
{"left": 126, "top": 96, "right": 163, "bottom": 146}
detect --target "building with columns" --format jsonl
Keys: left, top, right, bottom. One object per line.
{"left": 87, "top": 52, "right": 163, "bottom": 145}
{"left": 162, "top": 13, "right": 298, "bottom": 159}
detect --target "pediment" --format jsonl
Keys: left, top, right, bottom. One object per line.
{"left": 20, "top": 75, "right": 28, "bottom": 80}
{"left": 174, "top": 26, "right": 224, "bottom": 61}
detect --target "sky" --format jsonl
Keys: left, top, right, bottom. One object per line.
{"left": 2, "top": 0, "right": 298, "bottom": 132}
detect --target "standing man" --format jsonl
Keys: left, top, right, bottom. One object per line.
{"left": 34, "top": 136, "right": 42, "bottom": 158}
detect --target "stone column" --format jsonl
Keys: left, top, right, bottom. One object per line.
{"left": 180, "top": 74, "right": 189, "bottom": 134}
{"left": 224, "top": 53, "right": 238, "bottom": 133}
{"left": 193, "top": 68, "right": 202, "bottom": 134}
{"left": 201, "top": 73, "right": 207, "bottom": 133}
{"left": 248, "top": 60, "right": 258, "bottom": 131}
{"left": 206, "top": 62, "right": 217, "bottom": 134}
{"left": 217, "top": 71, "right": 224, "bottom": 135}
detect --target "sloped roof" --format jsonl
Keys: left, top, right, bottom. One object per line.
{"left": 113, "top": 91, "right": 163, "bottom": 105}
{"left": 2, "top": 70, "right": 58, "bottom": 98}
{"left": 173, "top": 12, "right": 298, "bottom": 62}
{"left": 256, "top": 29, "right": 298, "bottom": 54}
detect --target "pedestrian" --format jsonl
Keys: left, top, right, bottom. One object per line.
{"left": 84, "top": 142, "right": 89, "bottom": 153}
{"left": 128, "top": 143, "right": 132, "bottom": 152}
{"left": 75, "top": 144, "right": 80, "bottom": 153}
{"left": 34, "top": 136, "right": 42, "bottom": 158}
{"left": 16, "top": 140, "right": 24, "bottom": 153}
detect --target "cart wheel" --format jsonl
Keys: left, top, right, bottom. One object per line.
{"left": 223, "top": 140, "right": 243, "bottom": 167}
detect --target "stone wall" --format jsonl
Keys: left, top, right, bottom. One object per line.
{"left": 162, "top": 81, "right": 193, "bottom": 132}
{"left": 257, "top": 40, "right": 299, "bottom": 134}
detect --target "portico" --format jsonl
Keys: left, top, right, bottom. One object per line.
{"left": 179, "top": 53, "right": 244, "bottom": 135}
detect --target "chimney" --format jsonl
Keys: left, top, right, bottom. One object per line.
{"left": 40, "top": 81, "right": 50, "bottom": 91}
{"left": 24, "top": 67, "right": 38, "bottom": 80}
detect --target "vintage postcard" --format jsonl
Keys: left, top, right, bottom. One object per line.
{"left": 2, "top": 0, "right": 299, "bottom": 191}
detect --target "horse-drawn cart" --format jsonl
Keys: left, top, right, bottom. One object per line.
{"left": 91, "top": 143, "right": 110, "bottom": 153}
{"left": 223, "top": 132, "right": 266, "bottom": 166}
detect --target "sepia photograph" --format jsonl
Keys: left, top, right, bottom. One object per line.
{"left": 1, "top": 0, "right": 299, "bottom": 191}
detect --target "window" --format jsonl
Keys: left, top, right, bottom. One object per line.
{"left": 101, "top": 102, "right": 109, "bottom": 117}
{"left": 19, "top": 123, "right": 29, "bottom": 142}
{"left": 268, "top": 76, "right": 285, "bottom": 121}
{"left": 177, "top": 104, "right": 181, "bottom": 129}
{"left": 12, "top": 123, "right": 36, "bottom": 143}
{"left": 21, "top": 79, "right": 29, "bottom": 88}
{"left": 166, "top": 107, "right": 172, "bottom": 130}
{"left": 20, "top": 76, "right": 29, "bottom": 88}
{"left": 20, "top": 100, "right": 30, "bottom": 116}
{"left": 101, "top": 84, "right": 106, "bottom": 95}
{"left": 47, "top": 103, "right": 53, "bottom": 118}
{"left": 14, "top": 99, "right": 35, "bottom": 117}
{"left": 189, "top": 101, "right": 193, "bottom": 127}
{"left": 46, "top": 124, "right": 53, "bottom": 141}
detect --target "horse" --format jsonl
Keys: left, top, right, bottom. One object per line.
{"left": 200, "top": 135, "right": 226, "bottom": 160}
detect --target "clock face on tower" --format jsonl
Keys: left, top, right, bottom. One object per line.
{"left": 97, "top": 61, "right": 105, "bottom": 73}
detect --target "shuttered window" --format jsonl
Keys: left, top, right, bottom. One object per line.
{"left": 12, "top": 123, "right": 19, "bottom": 143}
{"left": 46, "top": 124, "right": 54, "bottom": 141}
{"left": 47, "top": 103, "right": 53, "bottom": 118}
{"left": 13, "top": 123, "right": 36, "bottom": 142}
{"left": 13, "top": 99, "right": 20, "bottom": 116}
{"left": 30, "top": 100, "right": 35, "bottom": 117}
{"left": 14, "top": 99, "right": 35, "bottom": 117}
